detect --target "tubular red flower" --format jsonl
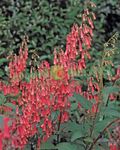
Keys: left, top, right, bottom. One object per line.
{"left": 109, "top": 143, "right": 117, "bottom": 150}
{"left": 0, "top": 132, "right": 3, "bottom": 150}
{"left": 3, "top": 117, "right": 10, "bottom": 139}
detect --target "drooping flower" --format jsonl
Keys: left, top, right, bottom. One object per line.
{"left": 0, "top": 132, "right": 3, "bottom": 150}
{"left": 109, "top": 143, "right": 117, "bottom": 150}
{"left": 3, "top": 117, "right": 10, "bottom": 139}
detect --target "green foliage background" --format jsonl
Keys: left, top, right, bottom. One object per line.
{"left": 0, "top": 0, "right": 120, "bottom": 78}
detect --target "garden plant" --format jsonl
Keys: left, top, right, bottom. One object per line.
{"left": 0, "top": 1, "right": 120, "bottom": 150}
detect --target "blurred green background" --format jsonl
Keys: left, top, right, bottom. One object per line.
{"left": 0, "top": 0, "right": 120, "bottom": 79}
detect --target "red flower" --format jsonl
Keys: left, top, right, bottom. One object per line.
{"left": 3, "top": 117, "right": 10, "bottom": 139}
{"left": 109, "top": 143, "right": 117, "bottom": 150}
{"left": 0, "top": 132, "right": 3, "bottom": 150}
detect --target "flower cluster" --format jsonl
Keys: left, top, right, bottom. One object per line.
{"left": 53, "top": 3, "right": 96, "bottom": 76}
{"left": 0, "top": 1, "right": 119, "bottom": 150}
{"left": 8, "top": 37, "right": 28, "bottom": 85}
{"left": 0, "top": 2, "right": 98, "bottom": 149}
{"left": 0, "top": 117, "right": 10, "bottom": 150}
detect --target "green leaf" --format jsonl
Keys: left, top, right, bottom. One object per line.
{"left": 0, "top": 92, "right": 6, "bottom": 105}
{"left": 40, "top": 136, "right": 56, "bottom": 149}
{"left": 56, "top": 142, "right": 78, "bottom": 150}
{"left": 104, "top": 107, "right": 120, "bottom": 118}
{"left": 71, "top": 128, "right": 85, "bottom": 142}
{"left": 39, "top": 55, "right": 51, "bottom": 61}
{"left": 67, "top": 7, "right": 80, "bottom": 19}
{"left": 0, "top": 69, "right": 4, "bottom": 77}
{"left": 108, "top": 101, "right": 120, "bottom": 110}
{"left": 0, "top": 58, "right": 8, "bottom": 66}
{"left": 72, "top": 93, "right": 92, "bottom": 110}
{"left": 102, "top": 86, "right": 120, "bottom": 104}
{"left": 70, "top": 102, "right": 78, "bottom": 111}
{"left": 5, "top": 94, "right": 20, "bottom": 100}
{"left": 60, "top": 121, "right": 80, "bottom": 132}
{"left": 51, "top": 110, "right": 60, "bottom": 120}
{"left": 4, "top": 103, "right": 16, "bottom": 110}
{"left": 0, "top": 115, "right": 3, "bottom": 125}
{"left": 94, "top": 118, "right": 114, "bottom": 134}
{"left": 40, "top": 142, "right": 56, "bottom": 150}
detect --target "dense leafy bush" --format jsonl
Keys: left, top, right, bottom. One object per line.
{"left": 0, "top": 0, "right": 84, "bottom": 58}
{"left": 0, "top": 0, "right": 120, "bottom": 56}
{"left": 0, "top": 0, "right": 84, "bottom": 80}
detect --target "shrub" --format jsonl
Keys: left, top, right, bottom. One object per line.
{"left": 0, "top": 1, "right": 120, "bottom": 150}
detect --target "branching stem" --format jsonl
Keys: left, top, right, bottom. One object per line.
{"left": 87, "top": 118, "right": 120, "bottom": 150}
